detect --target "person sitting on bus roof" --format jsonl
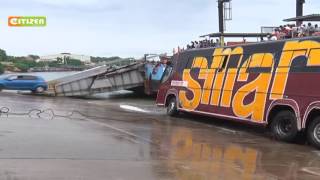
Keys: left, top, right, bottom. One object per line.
{"left": 210, "top": 40, "right": 214, "bottom": 47}
{"left": 297, "top": 24, "right": 306, "bottom": 37}
{"left": 307, "top": 23, "right": 315, "bottom": 36}
{"left": 292, "top": 25, "right": 299, "bottom": 38}
{"left": 215, "top": 39, "right": 220, "bottom": 47}
{"left": 195, "top": 41, "right": 200, "bottom": 48}
{"left": 272, "top": 28, "right": 281, "bottom": 40}
{"left": 282, "top": 25, "right": 290, "bottom": 39}
{"left": 315, "top": 24, "right": 319, "bottom": 32}
{"left": 200, "top": 41, "right": 204, "bottom": 48}
{"left": 313, "top": 24, "right": 320, "bottom": 36}
{"left": 191, "top": 41, "right": 195, "bottom": 48}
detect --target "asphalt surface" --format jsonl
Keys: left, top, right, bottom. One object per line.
{"left": 0, "top": 91, "right": 319, "bottom": 180}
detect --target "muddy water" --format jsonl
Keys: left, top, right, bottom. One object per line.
{"left": 0, "top": 92, "right": 319, "bottom": 180}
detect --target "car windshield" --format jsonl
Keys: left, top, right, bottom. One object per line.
{"left": 7, "top": 75, "right": 19, "bottom": 80}
{"left": 3, "top": 75, "right": 38, "bottom": 80}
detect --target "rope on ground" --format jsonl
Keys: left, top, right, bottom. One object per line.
{"left": 0, "top": 106, "right": 108, "bottom": 121}
{"left": 0, "top": 107, "right": 157, "bottom": 145}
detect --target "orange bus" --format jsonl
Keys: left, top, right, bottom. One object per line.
{"left": 156, "top": 37, "right": 320, "bottom": 149}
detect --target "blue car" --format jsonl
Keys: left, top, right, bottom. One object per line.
{"left": 0, "top": 75, "right": 48, "bottom": 93}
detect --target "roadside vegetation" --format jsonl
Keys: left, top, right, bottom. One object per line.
{"left": 0, "top": 48, "right": 135, "bottom": 74}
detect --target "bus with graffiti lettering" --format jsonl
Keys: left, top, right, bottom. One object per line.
{"left": 156, "top": 36, "right": 320, "bottom": 149}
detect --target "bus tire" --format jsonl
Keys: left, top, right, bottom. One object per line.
{"left": 167, "top": 97, "right": 179, "bottom": 117}
{"left": 270, "top": 110, "right": 298, "bottom": 142}
{"left": 307, "top": 117, "right": 320, "bottom": 149}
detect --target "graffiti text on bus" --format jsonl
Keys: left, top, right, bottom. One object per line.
{"left": 179, "top": 40, "right": 320, "bottom": 122}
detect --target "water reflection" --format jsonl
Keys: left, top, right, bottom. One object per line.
{"left": 153, "top": 126, "right": 320, "bottom": 180}
{"left": 167, "top": 128, "right": 259, "bottom": 180}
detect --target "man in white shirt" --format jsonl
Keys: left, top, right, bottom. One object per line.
{"left": 315, "top": 24, "right": 319, "bottom": 32}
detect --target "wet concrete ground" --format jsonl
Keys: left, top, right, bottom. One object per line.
{"left": 0, "top": 91, "right": 320, "bottom": 180}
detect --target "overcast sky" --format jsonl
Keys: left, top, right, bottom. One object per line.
{"left": 0, "top": 0, "right": 319, "bottom": 58}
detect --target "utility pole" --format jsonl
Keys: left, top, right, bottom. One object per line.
{"left": 296, "top": 0, "right": 305, "bottom": 26}
{"left": 218, "top": 0, "right": 224, "bottom": 46}
{"left": 218, "top": 0, "right": 231, "bottom": 47}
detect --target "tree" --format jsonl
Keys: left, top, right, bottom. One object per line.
{"left": 0, "top": 63, "right": 4, "bottom": 74}
{"left": 14, "top": 62, "right": 29, "bottom": 72}
{"left": 57, "top": 57, "right": 63, "bottom": 64}
{"left": 90, "top": 56, "right": 122, "bottom": 63}
{"left": 66, "top": 59, "right": 83, "bottom": 66}
{"left": 0, "top": 49, "right": 7, "bottom": 61}
{"left": 28, "top": 55, "right": 40, "bottom": 60}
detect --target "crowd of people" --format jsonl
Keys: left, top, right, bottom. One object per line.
{"left": 173, "top": 39, "right": 222, "bottom": 54}
{"left": 173, "top": 23, "right": 320, "bottom": 54}
{"left": 186, "top": 39, "right": 221, "bottom": 49}
{"left": 268, "top": 23, "right": 320, "bottom": 40}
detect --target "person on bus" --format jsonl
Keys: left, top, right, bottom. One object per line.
{"left": 215, "top": 39, "right": 220, "bottom": 47}
{"left": 313, "top": 24, "right": 320, "bottom": 36}
{"left": 307, "top": 23, "right": 315, "bottom": 36}
{"left": 210, "top": 39, "right": 215, "bottom": 47}
{"left": 191, "top": 41, "right": 195, "bottom": 49}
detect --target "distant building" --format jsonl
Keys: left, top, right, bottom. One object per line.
{"left": 37, "top": 53, "right": 91, "bottom": 64}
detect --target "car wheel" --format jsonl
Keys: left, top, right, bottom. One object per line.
{"left": 307, "top": 117, "right": 320, "bottom": 149}
{"left": 271, "top": 110, "right": 298, "bottom": 142}
{"left": 167, "top": 97, "right": 179, "bottom": 117}
{"left": 35, "top": 86, "right": 45, "bottom": 93}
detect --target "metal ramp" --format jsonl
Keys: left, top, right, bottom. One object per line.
{"left": 47, "top": 62, "right": 145, "bottom": 96}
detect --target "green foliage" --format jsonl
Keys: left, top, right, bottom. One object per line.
{"left": 48, "top": 61, "right": 61, "bottom": 67}
{"left": 65, "top": 59, "right": 83, "bottom": 66}
{"left": 28, "top": 55, "right": 40, "bottom": 60}
{"left": 57, "top": 57, "right": 63, "bottom": 64}
{"left": 0, "top": 48, "right": 134, "bottom": 72}
{"left": 91, "top": 56, "right": 121, "bottom": 63}
{"left": 0, "top": 63, "right": 4, "bottom": 74}
{"left": 0, "top": 49, "right": 7, "bottom": 61}
{"left": 35, "top": 61, "right": 47, "bottom": 67}
{"left": 14, "top": 62, "right": 30, "bottom": 72}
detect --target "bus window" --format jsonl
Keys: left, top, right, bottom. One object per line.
{"left": 161, "top": 66, "right": 173, "bottom": 83}
{"left": 174, "top": 53, "right": 190, "bottom": 73}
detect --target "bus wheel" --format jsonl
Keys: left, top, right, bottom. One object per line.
{"left": 307, "top": 117, "right": 320, "bottom": 149}
{"left": 271, "top": 110, "right": 298, "bottom": 142}
{"left": 167, "top": 97, "right": 179, "bottom": 117}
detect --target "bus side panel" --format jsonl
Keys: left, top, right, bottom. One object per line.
{"left": 284, "top": 72, "right": 320, "bottom": 127}
{"left": 162, "top": 37, "right": 320, "bottom": 125}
